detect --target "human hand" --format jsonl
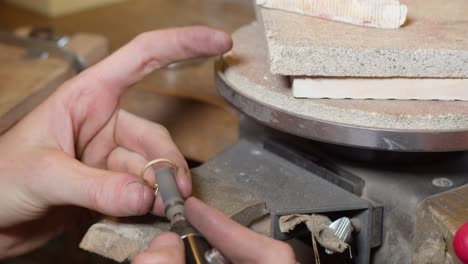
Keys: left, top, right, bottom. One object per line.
{"left": 133, "top": 197, "right": 296, "bottom": 264}
{"left": 0, "top": 26, "right": 232, "bottom": 259}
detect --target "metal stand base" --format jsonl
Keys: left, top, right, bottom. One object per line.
{"left": 192, "top": 117, "right": 468, "bottom": 263}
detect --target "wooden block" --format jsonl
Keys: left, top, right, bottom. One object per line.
{"left": 413, "top": 185, "right": 468, "bottom": 264}
{"left": 80, "top": 199, "right": 268, "bottom": 262}
{"left": 261, "top": 0, "right": 468, "bottom": 77}
{"left": 5, "top": 0, "right": 124, "bottom": 17}
{"left": 79, "top": 217, "right": 168, "bottom": 262}
{"left": 0, "top": 33, "right": 108, "bottom": 134}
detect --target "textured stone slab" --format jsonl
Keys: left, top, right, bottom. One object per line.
{"left": 261, "top": 0, "right": 468, "bottom": 77}
{"left": 224, "top": 22, "right": 468, "bottom": 131}
{"left": 413, "top": 185, "right": 468, "bottom": 264}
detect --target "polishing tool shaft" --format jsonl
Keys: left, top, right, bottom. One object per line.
{"left": 154, "top": 167, "right": 229, "bottom": 264}
{"left": 154, "top": 167, "right": 185, "bottom": 221}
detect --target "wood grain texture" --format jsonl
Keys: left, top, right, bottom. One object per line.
{"left": 413, "top": 185, "right": 468, "bottom": 264}
{"left": 79, "top": 217, "right": 168, "bottom": 263}
{"left": 5, "top": 0, "right": 124, "bottom": 17}
{"left": 0, "top": 0, "right": 254, "bottom": 162}
{"left": 0, "top": 33, "right": 108, "bottom": 134}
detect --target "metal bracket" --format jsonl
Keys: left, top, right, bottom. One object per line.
{"left": 0, "top": 31, "right": 86, "bottom": 72}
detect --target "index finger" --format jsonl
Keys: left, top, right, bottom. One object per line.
{"left": 76, "top": 26, "right": 232, "bottom": 97}
{"left": 185, "top": 197, "right": 296, "bottom": 264}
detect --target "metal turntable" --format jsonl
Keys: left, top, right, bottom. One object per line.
{"left": 217, "top": 23, "right": 468, "bottom": 153}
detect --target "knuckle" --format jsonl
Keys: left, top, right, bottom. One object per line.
{"left": 132, "top": 32, "right": 163, "bottom": 71}
{"left": 153, "top": 123, "right": 170, "bottom": 137}
{"left": 85, "top": 173, "right": 123, "bottom": 213}
{"left": 134, "top": 129, "right": 148, "bottom": 149}
{"left": 135, "top": 121, "right": 170, "bottom": 144}
{"left": 174, "top": 27, "right": 201, "bottom": 57}
{"left": 130, "top": 121, "right": 151, "bottom": 146}
{"left": 86, "top": 177, "right": 104, "bottom": 212}
{"left": 133, "top": 31, "right": 152, "bottom": 49}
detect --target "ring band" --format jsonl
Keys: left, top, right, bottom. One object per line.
{"left": 139, "top": 158, "right": 178, "bottom": 197}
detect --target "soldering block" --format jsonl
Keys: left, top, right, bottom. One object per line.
{"left": 79, "top": 218, "right": 167, "bottom": 262}
{"left": 260, "top": 0, "right": 468, "bottom": 77}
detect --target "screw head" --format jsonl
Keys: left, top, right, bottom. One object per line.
{"left": 432, "top": 177, "right": 454, "bottom": 188}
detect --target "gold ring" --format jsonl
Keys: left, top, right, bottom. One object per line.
{"left": 139, "top": 158, "right": 178, "bottom": 197}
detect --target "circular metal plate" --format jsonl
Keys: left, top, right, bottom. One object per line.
{"left": 216, "top": 23, "right": 468, "bottom": 152}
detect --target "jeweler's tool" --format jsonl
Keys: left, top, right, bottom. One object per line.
{"left": 142, "top": 159, "right": 229, "bottom": 264}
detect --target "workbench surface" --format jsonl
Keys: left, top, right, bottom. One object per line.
{"left": 0, "top": 0, "right": 254, "bottom": 162}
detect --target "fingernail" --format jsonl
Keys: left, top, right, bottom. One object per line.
{"left": 176, "top": 167, "right": 192, "bottom": 198}
{"left": 124, "top": 181, "right": 153, "bottom": 215}
{"left": 214, "top": 31, "right": 232, "bottom": 52}
{"left": 177, "top": 167, "right": 191, "bottom": 183}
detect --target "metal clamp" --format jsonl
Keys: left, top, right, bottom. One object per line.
{"left": 0, "top": 30, "right": 86, "bottom": 72}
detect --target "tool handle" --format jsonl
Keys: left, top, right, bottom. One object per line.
{"left": 170, "top": 218, "right": 211, "bottom": 264}
{"left": 155, "top": 167, "right": 230, "bottom": 264}
{"left": 154, "top": 167, "right": 185, "bottom": 220}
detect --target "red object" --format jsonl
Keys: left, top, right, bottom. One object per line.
{"left": 454, "top": 222, "right": 468, "bottom": 264}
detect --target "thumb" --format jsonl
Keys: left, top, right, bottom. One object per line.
{"left": 132, "top": 232, "right": 184, "bottom": 264}
{"left": 33, "top": 152, "right": 155, "bottom": 216}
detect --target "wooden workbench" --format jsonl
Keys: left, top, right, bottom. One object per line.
{"left": 0, "top": 0, "right": 255, "bottom": 162}
{"left": 0, "top": 33, "right": 108, "bottom": 134}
